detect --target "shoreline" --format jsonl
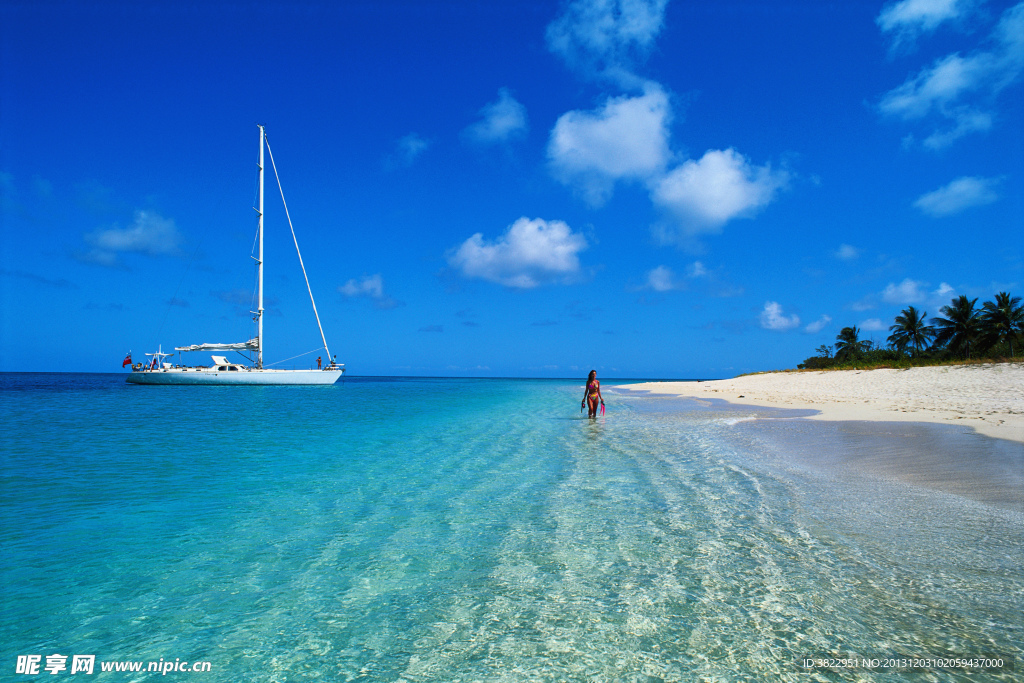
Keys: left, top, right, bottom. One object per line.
{"left": 620, "top": 363, "right": 1024, "bottom": 444}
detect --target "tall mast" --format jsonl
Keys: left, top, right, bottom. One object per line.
{"left": 257, "top": 124, "right": 265, "bottom": 369}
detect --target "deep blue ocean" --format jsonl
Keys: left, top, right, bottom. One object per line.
{"left": 2, "top": 374, "right": 1021, "bottom": 681}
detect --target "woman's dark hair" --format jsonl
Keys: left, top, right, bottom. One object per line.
{"left": 588, "top": 370, "right": 597, "bottom": 380}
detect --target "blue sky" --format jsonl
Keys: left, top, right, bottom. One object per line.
{"left": 1, "top": 0, "right": 1022, "bottom": 378}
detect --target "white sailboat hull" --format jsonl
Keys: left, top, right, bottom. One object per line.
{"left": 128, "top": 126, "right": 344, "bottom": 386}
{"left": 127, "top": 368, "right": 342, "bottom": 385}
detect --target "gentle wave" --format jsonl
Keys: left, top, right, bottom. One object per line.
{"left": 2, "top": 374, "right": 1021, "bottom": 681}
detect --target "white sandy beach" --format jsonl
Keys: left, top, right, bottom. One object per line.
{"left": 624, "top": 363, "right": 1024, "bottom": 444}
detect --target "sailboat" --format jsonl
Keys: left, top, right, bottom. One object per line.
{"left": 127, "top": 125, "right": 344, "bottom": 385}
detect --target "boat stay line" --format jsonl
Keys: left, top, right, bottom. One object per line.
{"left": 263, "top": 345, "right": 327, "bottom": 367}
{"left": 263, "top": 133, "right": 331, "bottom": 362}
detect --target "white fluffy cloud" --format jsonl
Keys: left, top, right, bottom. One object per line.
{"left": 644, "top": 265, "right": 678, "bottom": 291}
{"left": 687, "top": 260, "right": 708, "bottom": 277}
{"left": 651, "top": 149, "right": 790, "bottom": 239}
{"left": 546, "top": 0, "right": 669, "bottom": 82}
{"left": 80, "top": 210, "right": 181, "bottom": 266}
{"left": 339, "top": 274, "right": 402, "bottom": 309}
{"left": 545, "top": 1, "right": 789, "bottom": 240}
{"left": 639, "top": 261, "right": 709, "bottom": 291}
{"left": 464, "top": 89, "right": 528, "bottom": 144}
{"left": 850, "top": 297, "right": 876, "bottom": 312}
{"left": 386, "top": 133, "right": 431, "bottom": 168}
{"left": 877, "top": 0, "right": 972, "bottom": 50}
{"left": 447, "top": 217, "right": 588, "bottom": 288}
{"left": 878, "top": 2, "right": 1024, "bottom": 148}
{"left": 804, "top": 315, "right": 832, "bottom": 334}
{"left": 86, "top": 210, "right": 180, "bottom": 255}
{"left": 881, "top": 278, "right": 956, "bottom": 307}
{"left": 834, "top": 244, "right": 861, "bottom": 260}
{"left": 860, "top": 318, "right": 888, "bottom": 332}
{"left": 759, "top": 301, "right": 800, "bottom": 331}
{"left": 548, "top": 85, "right": 671, "bottom": 205}
{"left": 933, "top": 282, "right": 956, "bottom": 302}
{"left": 921, "top": 109, "right": 992, "bottom": 149}
{"left": 879, "top": 53, "right": 996, "bottom": 120}
{"left": 882, "top": 278, "right": 928, "bottom": 304}
{"left": 913, "top": 176, "right": 1000, "bottom": 216}
{"left": 340, "top": 274, "right": 384, "bottom": 299}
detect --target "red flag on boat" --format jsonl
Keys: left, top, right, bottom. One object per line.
{"left": 122, "top": 352, "right": 132, "bottom": 368}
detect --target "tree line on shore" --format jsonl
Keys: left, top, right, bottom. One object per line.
{"left": 798, "top": 292, "right": 1023, "bottom": 370}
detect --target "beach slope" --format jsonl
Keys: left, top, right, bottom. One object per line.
{"left": 624, "top": 363, "right": 1024, "bottom": 443}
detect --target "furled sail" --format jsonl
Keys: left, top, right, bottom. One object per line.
{"left": 174, "top": 338, "right": 259, "bottom": 353}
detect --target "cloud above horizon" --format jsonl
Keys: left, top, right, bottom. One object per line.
{"left": 546, "top": 0, "right": 669, "bottom": 85}
{"left": 834, "top": 243, "right": 861, "bottom": 260}
{"left": 651, "top": 149, "right": 790, "bottom": 242}
{"left": 78, "top": 210, "right": 182, "bottom": 267}
{"left": 878, "top": 2, "right": 1024, "bottom": 149}
{"left": 642, "top": 264, "right": 684, "bottom": 292}
{"left": 385, "top": 133, "right": 432, "bottom": 169}
{"left": 913, "top": 175, "right": 1000, "bottom": 216}
{"left": 804, "top": 314, "right": 832, "bottom": 334}
{"left": 464, "top": 88, "right": 528, "bottom": 144}
{"left": 877, "top": 0, "right": 974, "bottom": 52}
{"left": 546, "top": 91, "right": 790, "bottom": 240}
{"left": 447, "top": 217, "right": 588, "bottom": 288}
{"left": 548, "top": 84, "right": 671, "bottom": 205}
{"left": 545, "top": 0, "right": 790, "bottom": 244}
{"left": 759, "top": 301, "right": 800, "bottom": 331}
{"left": 879, "top": 278, "right": 956, "bottom": 310}
{"left": 339, "top": 274, "right": 403, "bottom": 309}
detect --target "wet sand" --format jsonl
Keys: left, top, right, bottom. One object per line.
{"left": 623, "top": 363, "right": 1024, "bottom": 443}
{"left": 613, "top": 389, "right": 1024, "bottom": 513}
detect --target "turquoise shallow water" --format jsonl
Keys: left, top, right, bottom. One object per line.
{"left": 1, "top": 374, "right": 1021, "bottom": 681}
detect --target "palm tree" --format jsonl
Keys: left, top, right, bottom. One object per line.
{"left": 887, "top": 306, "right": 934, "bottom": 357}
{"left": 931, "top": 295, "right": 981, "bottom": 359}
{"left": 835, "top": 326, "right": 870, "bottom": 361}
{"left": 979, "top": 291, "right": 1024, "bottom": 357}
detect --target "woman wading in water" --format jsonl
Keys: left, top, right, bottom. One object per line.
{"left": 581, "top": 370, "right": 604, "bottom": 418}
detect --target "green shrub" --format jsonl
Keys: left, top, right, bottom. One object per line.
{"left": 797, "top": 356, "right": 835, "bottom": 370}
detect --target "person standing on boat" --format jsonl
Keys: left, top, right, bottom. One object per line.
{"left": 317, "top": 356, "right": 322, "bottom": 369}
{"left": 581, "top": 370, "right": 604, "bottom": 418}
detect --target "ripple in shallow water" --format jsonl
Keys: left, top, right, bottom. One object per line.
{"left": 2, "top": 375, "right": 1021, "bottom": 681}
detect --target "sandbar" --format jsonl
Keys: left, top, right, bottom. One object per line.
{"left": 623, "top": 363, "right": 1024, "bottom": 444}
